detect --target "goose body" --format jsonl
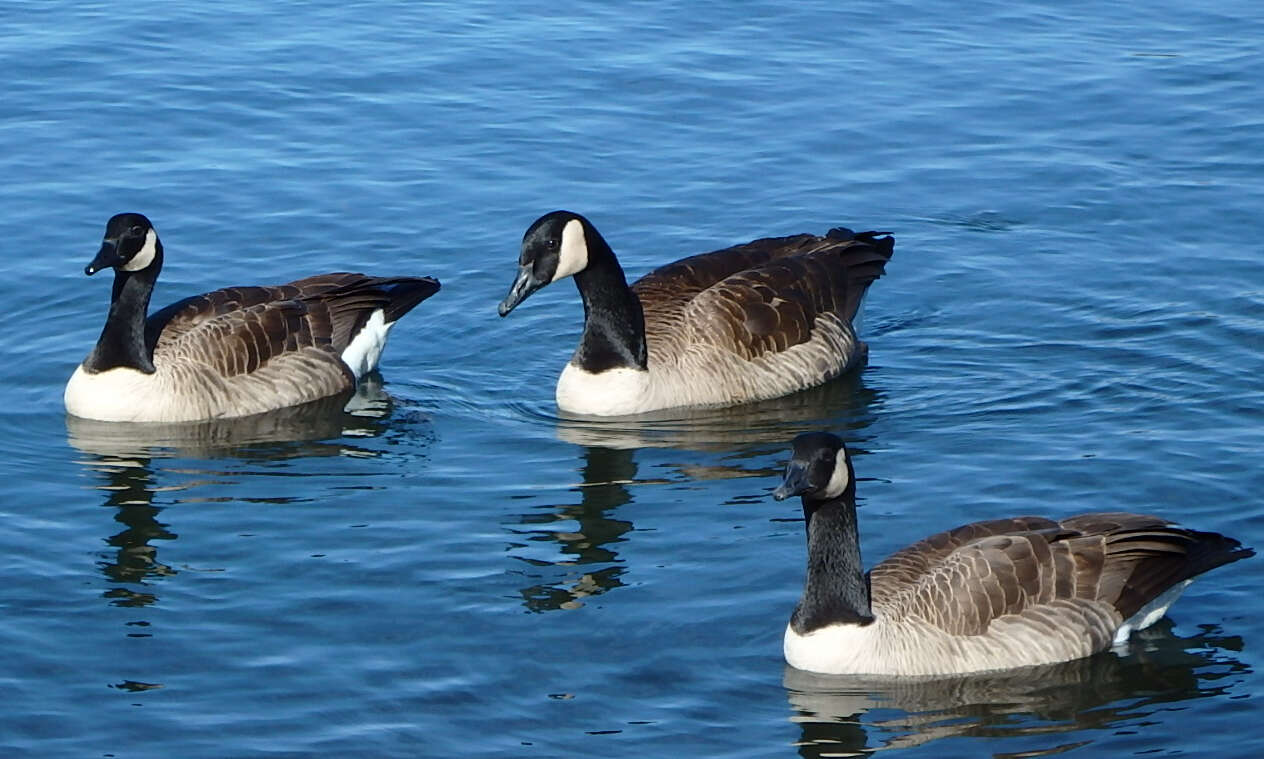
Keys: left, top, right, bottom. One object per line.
{"left": 65, "top": 213, "right": 440, "bottom": 423}
{"left": 497, "top": 211, "right": 893, "bottom": 416}
{"left": 772, "top": 433, "right": 1253, "bottom": 676}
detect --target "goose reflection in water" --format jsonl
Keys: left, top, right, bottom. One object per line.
{"left": 512, "top": 375, "right": 882, "bottom": 612}
{"left": 71, "top": 380, "right": 423, "bottom": 609}
{"left": 553, "top": 371, "right": 881, "bottom": 452}
{"left": 510, "top": 445, "right": 636, "bottom": 612}
{"left": 784, "top": 620, "right": 1250, "bottom": 758}
{"left": 66, "top": 378, "right": 400, "bottom": 461}
{"left": 93, "top": 457, "right": 173, "bottom": 608}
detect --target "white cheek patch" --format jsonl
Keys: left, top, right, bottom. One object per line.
{"left": 820, "top": 448, "right": 851, "bottom": 499}
{"left": 121, "top": 228, "right": 159, "bottom": 272}
{"left": 551, "top": 218, "right": 589, "bottom": 282}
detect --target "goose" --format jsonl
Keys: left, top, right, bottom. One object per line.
{"left": 64, "top": 212, "right": 440, "bottom": 422}
{"left": 496, "top": 211, "right": 893, "bottom": 416}
{"left": 771, "top": 432, "right": 1253, "bottom": 676}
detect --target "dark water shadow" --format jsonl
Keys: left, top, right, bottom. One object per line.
{"left": 69, "top": 380, "right": 432, "bottom": 611}
{"left": 508, "top": 375, "right": 883, "bottom": 612}
{"left": 65, "top": 379, "right": 398, "bottom": 461}
{"left": 94, "top": 456, "right": 174, "bottom": 608}
{"left": 784, "top": 620, "right": 1251, "bottom": 757}
{"left": 552, "top": 371, "right": 883, "bottom": 453}
{"left": 508, "top": 445, "right": 636, "bottom": 612}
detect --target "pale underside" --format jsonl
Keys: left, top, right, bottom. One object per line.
{"left": 556, "top": 313, "right": 862, "bottom": 416}
{"left": 553, "top": 231, "right": 889, "bottom": 416}
{"left": 783, "top": 602, "right": 1117, "bottom": 677}
{"left": 65, "top": 347, "right": 354, "bottom": 423}
{"left": 65, "top": 271, "right": 417, "bottom": 423}
{"left": 783, "top": 585, "right": 1189, "bottom": 677}
{"left": 782, "top": 513, "right": 1213, "bottom": 676}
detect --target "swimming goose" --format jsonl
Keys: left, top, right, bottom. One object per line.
{"left": 772, "top": 432, "right": 1253, "bottom": 676}
{"left": 497, "top": 211, "right": 893, "bottom": 416}
{"left": 64, "top": 213, "right": 440, "bottom": 422}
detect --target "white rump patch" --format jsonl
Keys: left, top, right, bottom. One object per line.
{"left": 1113, "top": 579, "right": 1192, "bottom": 645}
{"left": 556, "top": 363, "right": 653, "bottom": 416}
{"left": 340, "top": 309, "right": 394, "bottom": 380}
{"left": 551, "top": 218, "right": 589, "bottom": 282}
{"left": 820, "top": 448, "right": 851, "bottom": 499}
{"left": 121, "top": 228, "right": 159, "bottom": 272}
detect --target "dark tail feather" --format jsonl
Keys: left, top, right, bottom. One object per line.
{"left": 829, "top": 229, "right": 893, "bottom": 323}
{"left": 1112, "top": 528, "right": 1253, "bottom": 620}
{"left": 316, "top": 275, "right": 441, "bottom": 352}
{"left": 378, "top": 276, "right": 441, "bottom": 323}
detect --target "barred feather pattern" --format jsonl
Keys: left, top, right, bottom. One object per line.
{"left": 583, "top": 229, "right": 893, "bottom": 411}
{"left": 68, "top": 273, "right": 438, "bottom": 422}
{"left": 786, "top": 512, "right": 1252, "bottom": 676}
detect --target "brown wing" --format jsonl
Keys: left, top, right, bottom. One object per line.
{"left": 644, "top": 230, "right": 892, "bottom": 361}
{"left": 889, "top": 532, "right": 1108, "bottom": 637}
{"left": 152, "top": 297, "right": 350, "bottom": 382}
{"left": 632, "top": 232, "right": 835, "bottom": 311}
{"left": 146, "top": 273, "right": 365, "bottom": 355}
{"left": 146, "top": 272, "right": 439, "bottom": 377}
{"left": 1059, "top": 512, "right": 1252, "bottom": 619}
{"left": 871, "top": 516, "right": 1064, "bottom": 599}
{"left": 875, "top": 511, "right": 1252, "bottom": 639}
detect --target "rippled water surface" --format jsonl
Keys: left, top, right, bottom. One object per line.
{"left": 3, "top": 1, "right": 1263, "bottom": 757}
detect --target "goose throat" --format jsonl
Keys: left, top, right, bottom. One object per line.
{"left": 571, "top": 262, "right": 647, "bottom": 373}
{"left": 794, "top": 497, "right": 874, "bottom": 633}
{"left": 84, "top": 268, "right": 158, "bottom": 374}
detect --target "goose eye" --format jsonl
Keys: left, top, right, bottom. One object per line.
{"left": 129, "top": 225, "right": 145, "bottom": 237}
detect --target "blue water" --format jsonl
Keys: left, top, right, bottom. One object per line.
{"left": 3, "top": 1, "right": 1262, "bottom": 756}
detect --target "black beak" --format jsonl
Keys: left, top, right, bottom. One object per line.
{"left": 497, "top": 263, "right": 545, "bottom": 317}
{"left": 773, "top": 461, "right": 812, "bottom": 501}
{"left": 85, "top": 240, "right": 122, "bottom": 276}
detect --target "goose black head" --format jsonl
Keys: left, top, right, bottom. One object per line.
{"left": 86, "top": 213, "right": 162, "bottom": 276}
{"left": 773, "top": 432, "right": 855, "bottom": 503}
{"left": 497, "top": 210, "right": 593, "bottom": 316}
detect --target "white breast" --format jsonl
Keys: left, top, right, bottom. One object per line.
{"left": 64, "top": 365, "right": 168, "bottom": 422}
{"left": 553, "top": 312, "right": 865, "bottom": 416}
{"left": 784, "top": 621, "right": 889, "bottom": 676}
{"left": 555, "top": 364, "right": 656, "bottom": 416}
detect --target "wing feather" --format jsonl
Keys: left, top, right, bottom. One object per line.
{"left": 631, "top": 230, "right": 892, "bottom": 363}
{"left": 873, "top": 511, "right": 1252, "bottom": 645}
{"left": 144, "top": 273, "right": 440, "bottom": 412}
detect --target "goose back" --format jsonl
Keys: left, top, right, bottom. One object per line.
{"left": 68, "top": 272, "right": 439, "bottom": 422}
{"left": 791, "top": 511, "right": 1252, "bottom": 676}
{"left": 149, "top": 273, "right": 435, "bottom": 361}
{"left": 502, "top": 211, "right": 892, "bottom": 415}
{"left": 637, "top": 230, "right": 894, "bottom": 412}
{"left": 609, "top": 228, "right": 893, "bottom": 410}
{"left": 775, "top": 432, "right": 1252, "bottom": 676}
{"left": 633, "top": 228, "right": 891, "bottom": 349}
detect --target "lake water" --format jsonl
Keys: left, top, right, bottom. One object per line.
{"left": 2, "top": 1, "right": 1262, "bottom": 757}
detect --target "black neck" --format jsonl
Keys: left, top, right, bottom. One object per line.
{"left": 570, "top": 232, "right": 647, "bottom": 372}
{"left": 791, "top": 493, "right": 874, "bottom": 634}
{"left": 83, "top": 261, "right": 161, "bottom": 374}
